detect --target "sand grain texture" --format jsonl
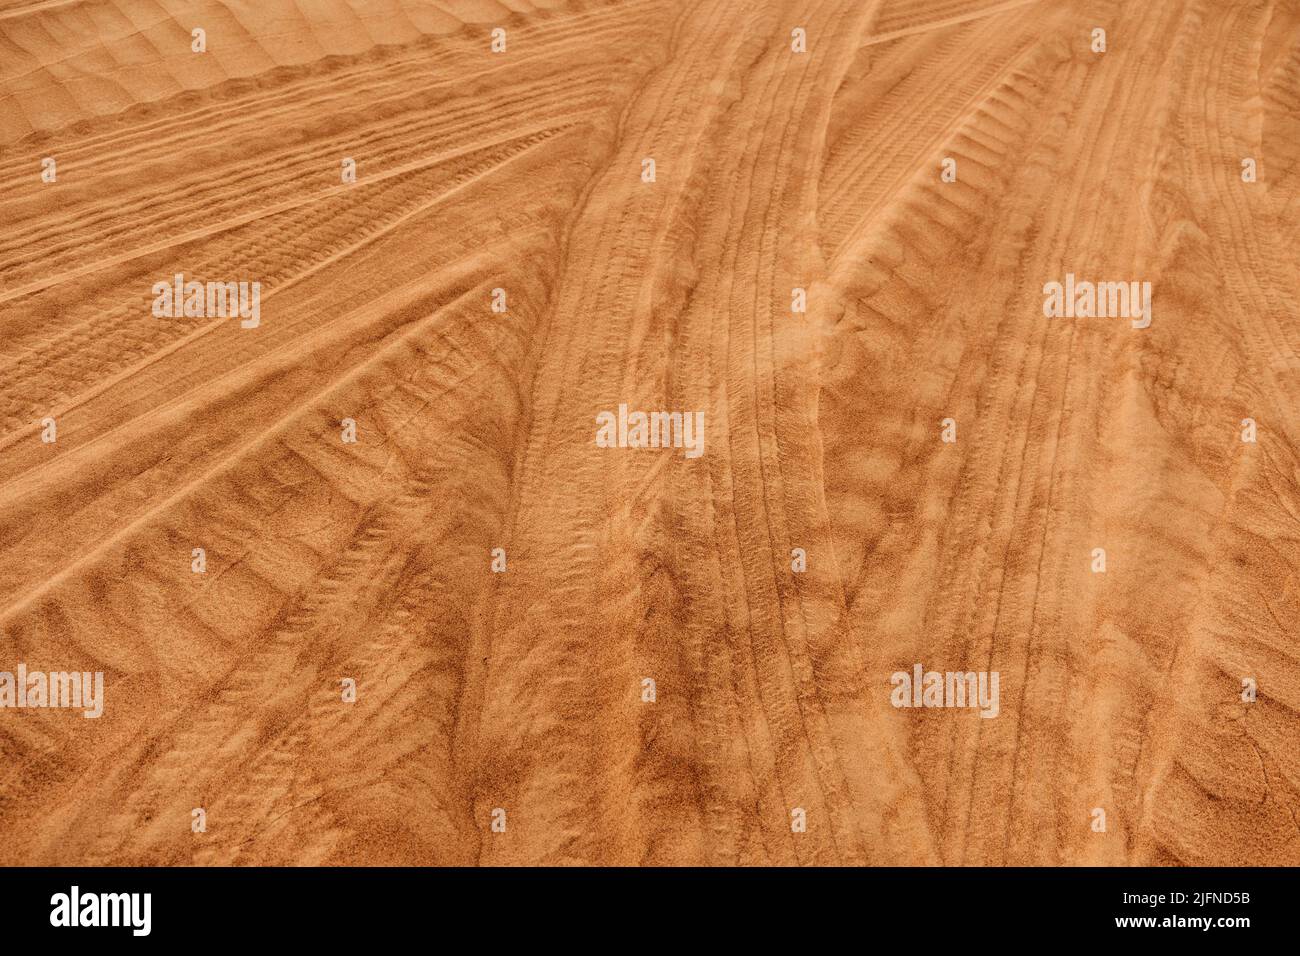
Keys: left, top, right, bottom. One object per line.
{"left": 1, "top": 0, "right": 1298, "bottom": 865}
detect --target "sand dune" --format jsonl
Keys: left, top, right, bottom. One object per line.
{"left": 0, "top": 0, "right": 1297, "bottom": 866}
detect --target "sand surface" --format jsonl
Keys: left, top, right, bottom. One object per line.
{"left": 1, "top": 0, "right": 1298, "bottom": 865}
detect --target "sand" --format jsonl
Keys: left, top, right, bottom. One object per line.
{"left": 0, "top": 0, "right": 1297, "bottom": 866}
